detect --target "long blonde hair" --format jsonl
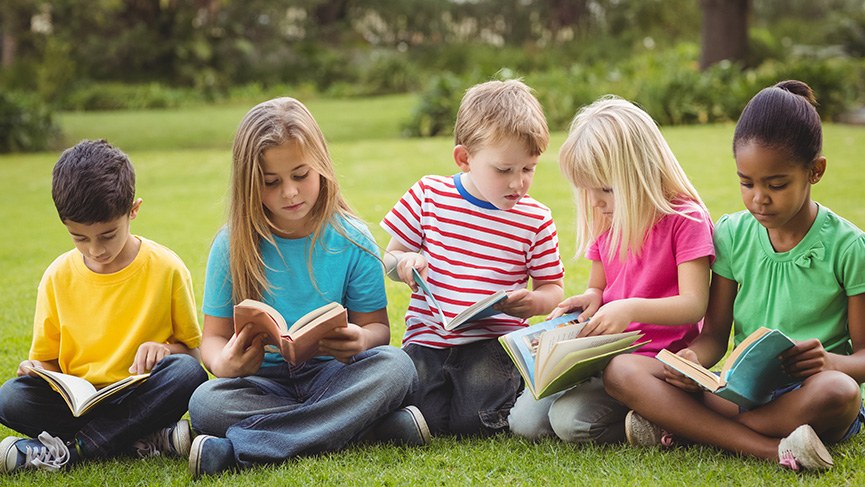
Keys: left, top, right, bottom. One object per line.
{"left": 228, "top": 97, "right": 359, "bottom": 302}
{"left": 559, "top": 96, "right": 704, "bottom": 260}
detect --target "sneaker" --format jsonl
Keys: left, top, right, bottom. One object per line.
{"left": 133, "top": 419, "right": 193, "bottom": 458}
{"left": 0, "top": 432, "right": 78, "bottom": 473}
{"left": 188, "top": 435, "right": 235, "bottom": 478}
{"left": 778, "top": 424, "right": 834, "bottom": 471}
{"left": 360, "top": 406, "right": 431, "bottom": 446}
{"left": 624, "top": 410, "right": 674, "bottom": 447}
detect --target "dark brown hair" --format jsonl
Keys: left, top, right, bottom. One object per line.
{"left": 52, "top": 139, "right": 136, "bottom": 223}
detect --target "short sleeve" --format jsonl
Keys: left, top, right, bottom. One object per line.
{"left": 527, "top": 217, "right": 564, "bottom": 281}
{"left": 839, "top": 235, "right": 865, "bottom": 296}
{"left": 344, "top": 222, "right": 388, "bottom": 313}
{"left": 672, "top": 208, "right": 715, "bottom": 266}
{"left": 380, "top": 179, "right": 425, "bottom": 251}
{"left": 202, "top": 228, "right": 234, "bottom": 318}
{"left": 712, "top": 214, "right": 735, "bottom": 280}
{"left": 170, "top": 263, "right": 203, "bottom": 348}
{"left": 29, "top": 268, "right": 61, "bottom": 361}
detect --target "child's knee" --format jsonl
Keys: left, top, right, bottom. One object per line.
{"left": 809, "top": 371, "right": 861, "bottom": 414}
{"left": 602, "top": 354, "right": 641, "bottom": 399}
{"left": 507, "top": 392, "right": 555, "bottom": 440}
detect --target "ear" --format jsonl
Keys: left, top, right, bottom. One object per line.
{"left": 453, "top": 145, "right": 471, "bottom": 172}
{"left": 809, "top": 157, "right": 827, "bottom": 184}
{"left": 129, "top": 198, "right": 143, "bottom": 220}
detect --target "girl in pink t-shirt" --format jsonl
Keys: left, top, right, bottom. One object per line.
{"left": 508, "top": 96, "right": 714, "bottom": 444}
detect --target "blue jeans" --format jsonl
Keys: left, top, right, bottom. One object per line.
{"left": 508, "top": 376, "right": 628, "bottom": 444}
{"left": 188, "top": 345, "right": 416, "bottom": 469}
{"left": 404, "top": 339, "right": 522, "bottom": 437}
{"left": 0, "top": 354, "right": 207, "bottom": 458}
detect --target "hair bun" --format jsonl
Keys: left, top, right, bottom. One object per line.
{"left": 774, "top": 80, "right": 817, "bottom": 106}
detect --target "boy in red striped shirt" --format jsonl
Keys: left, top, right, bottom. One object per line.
{"left": 382, "top": 79, "right": 564, "bottom": 437}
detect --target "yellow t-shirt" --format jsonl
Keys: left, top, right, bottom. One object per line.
{"left": 30, "top": 236, "right": 202, "bottom": 388}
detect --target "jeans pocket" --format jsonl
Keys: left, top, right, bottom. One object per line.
{"left": 478, "top": 407, "right": 510, "bottom": 432}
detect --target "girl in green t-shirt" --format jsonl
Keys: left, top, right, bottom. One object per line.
{"left": 603, "top": 80, "right": 865, "bottom": 472}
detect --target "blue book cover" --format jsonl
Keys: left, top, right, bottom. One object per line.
{"left": 412, "top": 268, "right": 507, "bottom": 331}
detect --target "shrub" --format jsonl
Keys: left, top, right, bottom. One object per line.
{"left": 0, "top": 92, "right": 60, "bottom": 153}
{"left": 401, "top": 73, "right": 466, "bottom": 137}
{"left": 62, "top": 83, "right": 202, "bottom": 111}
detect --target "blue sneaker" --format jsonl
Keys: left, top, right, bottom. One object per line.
{"left": 188, "top": 435, "right": 235, "bottom": 478}
{"left": 362, "top": 406, "right": 431, "bottom": 446}
{"left": 133, "top": 419, "right": 193, "bottom": 458}
{"left": 0, "top": 432, "right": 78, "bottom": 473}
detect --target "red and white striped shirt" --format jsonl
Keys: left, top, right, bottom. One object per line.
{"left": 381, "top": 175, "right": 564, "bottom": 348}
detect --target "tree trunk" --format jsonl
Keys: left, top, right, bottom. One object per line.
{"left": 700, "top": 0, "right": 749, "bottom": 70}
{"left": 1, "top": 30, "right": 18, "bottom": 68}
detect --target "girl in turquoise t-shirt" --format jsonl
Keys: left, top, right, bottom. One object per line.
{"left": 604, "top": 80, "right": 865, "bottom": 472}
{"left": 186, "top": 97, "right": 428, "bottom": 478}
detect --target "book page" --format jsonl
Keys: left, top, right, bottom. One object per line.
{"left": 412, "top": 268, "right": 449, "bottom": 327}
{"left": 234, "top": 299, "right": 288, "bottom": 350}
{"left": 538, "top": 331, "right": 641, "bottom": 384}
{"left": 289, "top": 302, "right": 344, "bottom": 334}
{"left": 656, "top": 349, "right": 721, "bottom": 390}
{"left": 445, "top": 290, "right": 508, "bottom": 330}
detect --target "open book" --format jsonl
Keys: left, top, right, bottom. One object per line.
{"left": 499, "top": 313, "right": 645, "bottom": 400}
{"left": 656, "top": 327, "right": 797, "bottom": 409}
{"left": 234, "top": 299, "right": 348, "bottom": 365}
{"left": 25, "top": 366, "right": 149, "bottom": 417}
{"left": 412, "top": 268, "right": 507, "bottom": 331}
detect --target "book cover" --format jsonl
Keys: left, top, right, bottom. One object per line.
{"left": 25, "top": 366, "right": 149, "bottom": 417}
{"left": 655, "top": 327, "right": 797, "bottom": 409}
{"left": 499, "top": 313, "right": 645, "bottom": 399}
{"left": 233, "top": 299, "right": 348, "bottom": 365}
{"left": 411, "top": 268, "right": 507, "bottom": 331}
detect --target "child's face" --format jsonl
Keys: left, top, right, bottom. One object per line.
{"left": 735, "top": 141, "right": 822, "bottom": 233}
{"left": 455, "top": 138, "right": 539, "bottom": 210}
{"left": 261, "top": 142, "right": 322, "bottom": 237}
{"left": 585, "top": 187, "right": 615, "bottom": 220}
{"left": 64, "top": 200, "right": 141, "bottom": 274}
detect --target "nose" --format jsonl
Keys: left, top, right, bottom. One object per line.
{"left": 751, "top": 187, "right": 770, "bottom": 206}
{"left": 88, "top": 241, "right": 107, "bottom": 258}
{"left": 280, "top": 181, "right": 298, "bottom": 199}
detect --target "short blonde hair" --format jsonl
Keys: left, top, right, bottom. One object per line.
{"left": 454, "top": 79, "right": 549, "bottom": 156}
{"left": 228, "top": 97, "right": 359, "bottom": 302}
{"left": 559, "top": 96, "right": 704, "bottom": 259}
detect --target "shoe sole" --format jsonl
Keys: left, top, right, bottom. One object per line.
{"left": 0, "top": 436, "right": 21, "bottom": 473}
{"left": 404, "top": 405, "right": 431, "bottom": 445}
{"left": 188, "top": 435, "right": 207, "bottom": 479}
{"left": 624, "top": 410, "right": 660, "bottom": 447}
{"left": 172, "top": 419, "right": 192, "bottom": 457}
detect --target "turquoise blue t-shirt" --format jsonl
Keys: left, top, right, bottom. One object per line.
{"left": 203, "top": 216, "right": 387, "bottom": 366}
{"left": 713, "top": 204, "right": 865, "bottom": 354}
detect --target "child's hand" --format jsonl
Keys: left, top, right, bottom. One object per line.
{"left": 495, "top": 289, "right": 537, "bottom": 319}
{"left": 577, "top": 300, "right": 633, "bottom": 337}
{"left": 129, "top": 342, "right": 171, "bottom": 374}
{"left": 663, "top": 348, "right": 703, "bottom": 392}
{"left": 16, "top": 360, "right": 44, "bottom": 377}
{"left": 217, "top": 324, "right": 266, "bottom": 377}
{"left": 781, "top": 338, "right": 829, "bottom": 378}
{"left": 548, "top": 291, "right": 601, "bottom": 321}
{"left": 396, "top": 253, "right": 428, "bottom": 292}
{"left": 318, "top": 323, "right": 367, "bottom": 363}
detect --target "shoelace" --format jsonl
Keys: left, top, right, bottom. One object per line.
{"left": 25, "top": 432, "right": 71, "bottom": 472}
{"left": 133, "top": 428, "right": 171, "bottom": 458}
{"left": 778, "top": 449, "right": 800, "bottom": 471}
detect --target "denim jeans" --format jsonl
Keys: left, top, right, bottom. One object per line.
{"left": 0, "top": 354, "right": 207, "bottom": 458}
{"left": 508, "top": 376, "right": 628, "bottom": 444}
{"left": 404, "top": 339, "right": 522, "bottom": 437}
{"left": 187, "top": 345, "right": 416, "bottom": 469}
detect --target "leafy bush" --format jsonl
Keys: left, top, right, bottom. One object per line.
{"left": 0, "top": 92, "right": 60, "bottom": 153}
{"left": 402, "top": 47, "right": 865, "bottom": 137}
{"left": 401, "top": 73, "right": 467, "bottom": 137}
{"left": 62, "top": 83, "right": 203, "bottom": 111}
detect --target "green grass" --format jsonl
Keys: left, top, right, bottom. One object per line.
{"left": 1, "top": 99, "right": 865, "bottom": 485}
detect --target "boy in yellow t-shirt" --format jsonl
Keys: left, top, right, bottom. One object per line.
{"left": 0, "top": 140, "right": 207, "bottom": 473}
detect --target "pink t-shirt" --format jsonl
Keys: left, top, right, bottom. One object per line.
{"left": 587, "top": 203, "right": 715, "bottom": 355}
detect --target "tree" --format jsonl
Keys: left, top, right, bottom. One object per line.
{"left": 700, "top": 0, "right": 749, "bottom": 70}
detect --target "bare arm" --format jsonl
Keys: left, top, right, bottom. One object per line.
{"left": 580, "top": 256, "right": 711, "bottom": 336}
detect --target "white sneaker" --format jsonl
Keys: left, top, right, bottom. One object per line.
{"left": 0, "top": 432, "right": 77, "bottom": 473}
{"left": 778, "top": 424, "right": 833, "bottom": 471}
{"left": 132, "top": 419, "right": 192, "bottom": 458}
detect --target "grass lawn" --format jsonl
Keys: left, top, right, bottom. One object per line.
{"left": 1, "top": 96, "right": 864, "bottom": 485}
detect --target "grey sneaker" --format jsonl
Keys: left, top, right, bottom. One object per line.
{"left": 361, "top": 406, "right": 431, "bottom": 446}
{"left": 132, "top": 419, "right": 192, "bottom": 458}
{"left": 778, "top": 424, "right": 833, "bottom": 471}
{"left": 624, "top": 410, "right": 674, "bottom": 447}
{"left": 0, "top": 432, "right": 78, "bottom": 473}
